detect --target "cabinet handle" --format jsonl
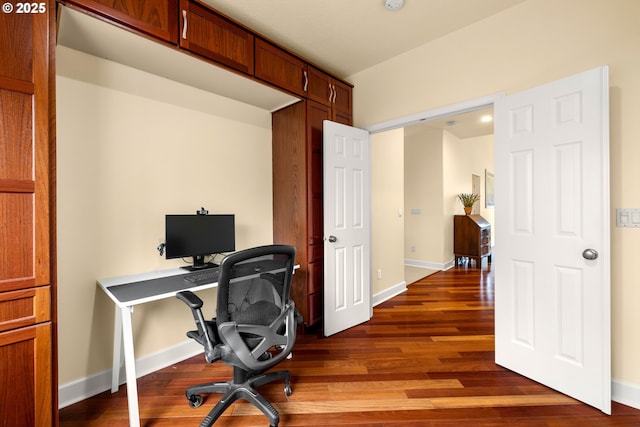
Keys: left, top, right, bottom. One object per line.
{"left": 303, "top": 70, "right": 308, "bottom": 92}
{"left": 328, "top": 84, "right": 334, "bottom": 103}
{"left": 332, "top": 84, "right": 337, "bottom": 103}
{"left": 182, "top": 10, "right": 188, "bottom": 40}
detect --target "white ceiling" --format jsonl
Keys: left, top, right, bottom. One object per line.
{"left": 201, "top": 0, "right": 526, "bottom": 78}
{"left": 406, "top": 106, "right": 494, "bottom": 139}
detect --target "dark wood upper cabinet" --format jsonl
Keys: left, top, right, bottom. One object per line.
{"left": 306, "top": 65, "right": 331, "bottom": 105}
{"left": 255, "top": 38, "right": 307, "bottom": 97}
{"left": 179, "top": 0, "right": 254, "bottom": 75}
{"left": 61, "top": 1, "right": 353, "bottom": 110}
{"left": 331, "top": 78, "right": 353, "bottom": 115}
{"left": 307, "top": 65, "right": 352, "bottom": 121}
{"left": 63, "top": 0, "right": 179, "bottom": 43}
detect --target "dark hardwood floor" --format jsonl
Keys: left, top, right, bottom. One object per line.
{"left": 59, "top": 265, "right": 640, "bottom": 426}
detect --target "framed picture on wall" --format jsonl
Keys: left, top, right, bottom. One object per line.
{"left": 485, "top": 170, "right": 495, "bottom": 207}
{"left": 472, "top": 174, "right": 481, "bottom": 214}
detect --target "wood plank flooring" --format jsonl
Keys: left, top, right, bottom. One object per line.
{"left": 59, "top": 265, "right": 640, "bottom": 426}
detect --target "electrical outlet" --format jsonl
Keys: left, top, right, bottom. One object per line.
{"left": 377, "top": 269, "right": 382, "bottom": 279}
{"left": 411, "top": 246, "right": 416, "bottom": 252}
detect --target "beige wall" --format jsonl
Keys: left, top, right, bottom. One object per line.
{"left": 404, "top": 128, "right": 494, "bottom": 266}
{"left": 371, "top": 129, "right": 405, "bottom": 295}
{"left": 404, "top": 127, "right": 445, "bottom": 264}
{"left": 443, "top": 132, "right": 495, "bottom": 253}
{"left": 351, "top": 0, "right": 640, "bottom": 387}
{"left": 56, "top": 47, "right": 274, "bottom": 384}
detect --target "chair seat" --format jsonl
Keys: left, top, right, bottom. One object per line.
{"left": 186, "top": 319, "right": 218, "bottom": 347}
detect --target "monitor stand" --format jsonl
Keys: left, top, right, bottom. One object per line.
{"left": 181, "top": 255, "right": 218, "bottom": 271}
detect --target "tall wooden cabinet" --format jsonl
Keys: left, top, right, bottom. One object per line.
{"left": 453, "top": 215, "right": 492, "bottom": 268}
{"left": 0, "top": 2, "right": 57, "bottom": 425}
{"left": 272, "top": 92, "right": 352, "bottom": 327}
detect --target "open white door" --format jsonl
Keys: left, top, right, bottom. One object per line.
{"left": 323, "top": 120, "right": 371, "bottom": 337}
{"left": 494, "top": 66, "right": 611, "bottom": 413}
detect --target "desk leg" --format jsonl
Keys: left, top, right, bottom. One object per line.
{"left": 121, "top": 306, "right": 141, "bottom": 427}
{"left": 111, "top": 307, "right": 123, "bottom": 393}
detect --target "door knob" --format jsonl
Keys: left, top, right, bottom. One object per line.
{"left": 582, "top": 249, "right": 599, "bottom": 260}
{"left": 328, "top": 235, "right": 337, "bottom": 243}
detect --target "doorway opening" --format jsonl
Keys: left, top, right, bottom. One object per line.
{"left": 366, "top": 94, "right": 501, "bottom": 287}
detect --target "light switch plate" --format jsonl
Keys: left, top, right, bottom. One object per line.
{"left": 616, "top": 208, "right": 640, "bottom": 227}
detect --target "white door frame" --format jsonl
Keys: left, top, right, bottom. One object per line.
{"left": 363, "top": 92, "right": 503, "bottom": 301}
{"left": 365, "top": 93, "right": 504, "bottom": 135}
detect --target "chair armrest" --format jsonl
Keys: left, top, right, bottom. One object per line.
{"left": 176, "top": 291, "right": 203, "bottom": 309}
{"left": 177, "top": 291, "right": 221, "bottom": 363}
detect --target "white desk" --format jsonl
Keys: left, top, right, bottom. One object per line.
{"left": 98, "top": 268, "right": 220, "bottom": 427}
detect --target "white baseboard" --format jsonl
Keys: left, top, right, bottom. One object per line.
{"left": 613, "top": 378, "right": 640, "bottom": 410}
{"left": 58, "top": 339, "right": 203, "bottom": 409}
{"left": 405, "top": 258, "right": 455, "bottom": 271}
{"left": 372, "top": 281, "right": 407, "bottom": 307}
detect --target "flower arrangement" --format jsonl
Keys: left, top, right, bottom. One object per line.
{"left": 457, "top": 193, "right": 481, "bottom": 207}
{"left": 457, "top": 193, "right": 480, "bottom": 214}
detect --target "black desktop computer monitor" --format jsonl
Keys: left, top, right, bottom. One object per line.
{"left": 165, "top": 214, "right": 235, "bottom": 270}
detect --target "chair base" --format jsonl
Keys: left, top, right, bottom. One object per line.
{"left": 187, "top": 367, "right": 291, "bottom": 427}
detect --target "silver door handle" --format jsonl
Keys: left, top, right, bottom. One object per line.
{"left": 328, "top": 235, "right": 337, "bottom": 243}
{"left": 582, "top": 249, "right": 598, "bottom": 260}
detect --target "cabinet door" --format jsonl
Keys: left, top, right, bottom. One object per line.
{"left": 0, "top": 288, "right": 50, "bottom": 333}
{"left": 333, "top": 109, "right": 353, "bottom": 126}
{"left": 63, "top": 0, "right": 179, "bottom": 43}
{"left": 306, "top": 66, "right": 331, "bottom": 106}
{"left": 307, "top": 65, "right": 353, "bottom": 117}
{"left": 255, "top": 38, "right": 306, "bottom": 97}
{"left": 0, "top": 4, "right": 51, "bottom": 301}
{"left": 179, "top": 0, "right": 254, "bottom": 74}
{"left": 0, "top": 324, "right": 52, "bottom": 427}
{"left": 332, "top": 78, "right": 353, "bottom": 115}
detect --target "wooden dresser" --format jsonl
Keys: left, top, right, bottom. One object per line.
{"left": 453, "top": 215, "right": 491, "bottom": 268}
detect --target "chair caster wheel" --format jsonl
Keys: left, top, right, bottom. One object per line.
{"left": 188, "top": 394, "right": 203, "bottom": 408}
{"left": 284, "top": 383, "right": 292, "bottom": 396}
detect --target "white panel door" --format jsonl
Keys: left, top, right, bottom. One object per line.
{"left": 323, "top": 120, "right": 371, "bottom": 337}
{"left": 494, "top": 67, "right": 610, "bottom": 413}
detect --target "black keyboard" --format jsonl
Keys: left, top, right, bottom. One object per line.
{"left": 184, "top": 268, "right": 219, "bottom": 286}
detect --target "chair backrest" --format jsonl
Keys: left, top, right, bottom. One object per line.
{"left": 215, "top": 244, "right": 297, "bottom": 373}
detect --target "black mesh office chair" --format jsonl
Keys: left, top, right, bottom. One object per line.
{"left": 176, "top": 244, "right": 298, "bottom": 427}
